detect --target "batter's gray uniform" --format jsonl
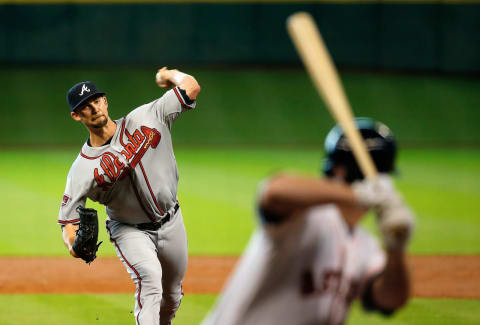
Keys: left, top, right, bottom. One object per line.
{"left": 202, "top": 204, "right": 386, "bottom": 325}
{"left": 58, "top": 86, "right": 195, "bottom": 325}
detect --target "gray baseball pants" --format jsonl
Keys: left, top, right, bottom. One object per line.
{"left": 107, "top": 208, "right": 188, "bottom": 325}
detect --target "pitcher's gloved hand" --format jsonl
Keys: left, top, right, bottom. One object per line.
{"left": 72, "top": 206, "right": 102, "bottom": 264}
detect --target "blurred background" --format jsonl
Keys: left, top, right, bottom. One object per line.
{"left": 1, "top": 0, "right": 479, "bottom": 324}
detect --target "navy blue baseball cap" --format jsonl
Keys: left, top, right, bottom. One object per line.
{"left": 67, "top": 81, "right": 105, "bottom": 112}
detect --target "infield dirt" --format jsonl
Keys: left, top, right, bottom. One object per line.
{"left": 1, "top": 256, "right": 478, "bottom": 298}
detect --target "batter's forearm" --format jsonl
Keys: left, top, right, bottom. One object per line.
{"left": 372, "top": 251, "right": 410, "bottom": 310}
{"left": 261, "top": 174, "right": 358, "bottom": 215}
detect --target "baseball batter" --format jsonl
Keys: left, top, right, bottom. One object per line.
{"left": 202, "top": 118, "right": 415, "bottom": 325}
{"left": 58, "top": 67, "right": 200, "bottom": 325}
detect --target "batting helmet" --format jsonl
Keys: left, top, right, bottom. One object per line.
{"left": 323, "top": 118, "right": 397, "bottom": 183}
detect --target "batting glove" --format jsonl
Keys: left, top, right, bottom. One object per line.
{"left": 375, "top": 191, "right": 415, "bottom": 252}
{"left": 351, "top": 174, "right": 395, "bottom": 208}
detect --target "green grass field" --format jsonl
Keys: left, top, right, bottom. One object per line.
{"left": 1, "top": 147, "right": 479, "bottom": 256}
{"left": 0, "top": 294, "right": 478, "bottom": 325}
{"left": 1, "top": 147, "right": 479, "bottom": 324}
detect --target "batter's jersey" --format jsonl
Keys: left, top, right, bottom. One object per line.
{"left": 58, "top": 87, "right": 195, "bottom": 226}
{"left": 202, "top": 205, "right": 386, "bottom": 325}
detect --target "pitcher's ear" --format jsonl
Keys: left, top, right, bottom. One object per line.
{"left": 71, "top": 111, "right": 81, "bottom": 121}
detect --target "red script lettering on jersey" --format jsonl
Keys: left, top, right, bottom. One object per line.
{"left": 92, "top": 125, "right": 161, "bottom": 191}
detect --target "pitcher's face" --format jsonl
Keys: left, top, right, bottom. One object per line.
{"left": 71, "top": 95, "right": 109, "bottom": 128}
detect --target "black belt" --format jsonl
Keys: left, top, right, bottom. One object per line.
{"left": 134, "top": 203, "right": 179, "bottom": 231}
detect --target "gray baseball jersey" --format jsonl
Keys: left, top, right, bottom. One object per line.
{"left": 58, "top": 86, "right": 195, "bottom": 226}
{"left": 202, "top": 204, "right": 386, "bottom": 325}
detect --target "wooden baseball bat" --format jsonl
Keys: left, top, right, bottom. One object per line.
{"left": 287, "top": 12, "right": 377, "bottom": 180}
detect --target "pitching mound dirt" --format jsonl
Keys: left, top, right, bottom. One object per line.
{"left": 0, "top": 255, "right": 478, "bottom": 298}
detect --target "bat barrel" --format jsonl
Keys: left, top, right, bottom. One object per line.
{"left": 287, "top": 12, "right": 378, "bottom": 180}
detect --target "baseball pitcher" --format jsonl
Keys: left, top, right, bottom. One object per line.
{"left": 58, "top": 67, "right": 200, "bottom": 325}
{"left": 202, "top": 118, "right": 415, "bottom": 325}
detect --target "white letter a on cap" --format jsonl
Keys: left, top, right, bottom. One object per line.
{"left": 79, "top": 84, "right": 91, "bottom": 96}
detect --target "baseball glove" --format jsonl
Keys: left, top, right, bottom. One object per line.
{"left": 72, "top": 206, "right": 102, "bottom": 264}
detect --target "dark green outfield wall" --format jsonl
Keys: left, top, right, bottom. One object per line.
{"left": 1, "top": 66, "right": 479, "bottom": 147}
{"left": 1, "top": 2, "right": 480, "bottom": 72}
